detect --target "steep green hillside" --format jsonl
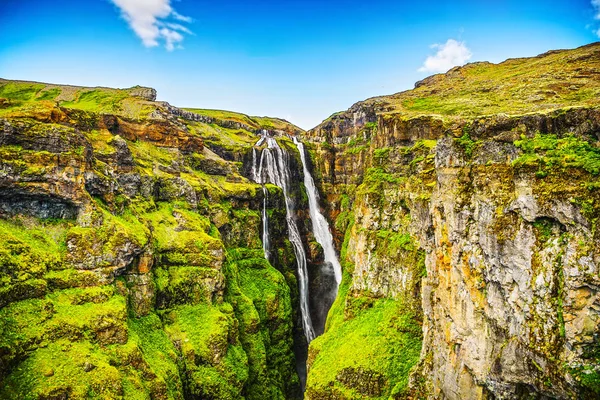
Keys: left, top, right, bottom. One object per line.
{"left": 0, "top": 79, "right": 305, "bottom": 399}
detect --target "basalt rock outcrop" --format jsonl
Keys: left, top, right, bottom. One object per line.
{"left": 303, "top": 42, "right": 600, "bottom": 399}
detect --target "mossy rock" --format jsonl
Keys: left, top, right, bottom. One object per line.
{"left": 306, "top": 298, "right": 422, "bottom": 400}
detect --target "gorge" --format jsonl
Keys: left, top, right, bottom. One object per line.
{"left": 1, "top": 42, "right": 600, "bottom": 400}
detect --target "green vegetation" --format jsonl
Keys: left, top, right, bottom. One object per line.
{"left": 184, "top": 108, "right": 302, "bottom": 134}
{"left": 373, "top": 147, "right": 391, "bottom": 164}
{"left": 306, "top": 298, "right": 422, "bottom": 399}
{"left": 0, "top": 82, "right": 45, "bottom": 102}
{"left": 0, "top": 77, "right": 304, "bottom": 399}
{"left": 362, "top": 167, "right": 400, "bottom": 185}
{"left": 61, "top": 89, "right": 129, "bottom": 113}
{"left": 455, "top": 130, "right": 479, "bottom": 158}
{"left": 0, "top": 79, "right": 155, "bottom": 119}
{"left": 514, "top": 133, "right": 600, "bottom": 175}
{"left": 4, "top": 43, "right": 600, "bottom": 400}
{"left": 357, "top": 167, "right": 401, "bottom": 199}
{"left": 225, "top": 249, "right": 297, "bottom": 399}
{"left": 384, "top": 43, "right": 600, "bottom": 118}
{"left": 375, "top": 230, "right": 414, "bottom": 252}
{"left": 163, "top": 302, "right": 249, "bottom": 399}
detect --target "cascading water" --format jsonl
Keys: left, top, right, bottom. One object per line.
{"left": 294, "top": 138, "right": 342, "bottom": 286}
{"left": 293, "top": 137, "right": 342, "bottom": 337}
{"left": 251, "top": 133, "right": 316, "bottom": 342}
{"left": 252, "top": 148, "right": 271, "bottom": 260}
{"left": 261, "top": 186, "right": 270, "bottom": 259}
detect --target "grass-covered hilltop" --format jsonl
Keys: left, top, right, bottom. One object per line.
{"left": 1, "top": 41, "right": 600, "bottom": 400}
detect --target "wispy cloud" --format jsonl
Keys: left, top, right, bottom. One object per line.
{"left": 110, "top": 0, "right": 192, "bottom": 51}
{"left": 418, "top": 39, "right": 472, "bottom": 73}
{"left": 593, "top": 0, "right": 600, "bottom": 37}
{"left": 172, "top": 11, "right": 193, "bottom": 23}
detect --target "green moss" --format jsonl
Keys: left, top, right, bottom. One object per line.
{"left": 44, "top": 269, "right": 102, "bottom": 290}
{"left": 155, "top": 266, "right": 222, "bottom": 307}
{"left": 128, "top": 314, "right": 184, "bottom": 399}
{"left": 345, "top": 144, "right": 369, "bottom": 155}
{"left": 533, "top": 218, "right": 554, "bottom": 243}
{"left": 325, "top": 217, "right": 355, "bottom": 333}
{"left": 0, "top": 218, "right": 69, "bottom": 306}
{"left": 36, "top": 88, "right": 61, "bottom": 101}
{"left": 306, "top": 298, "right": 422, "bottom": 399}
{"left": 363, "top": 167, "right": 399, "bottom": 185}
{"left": 0, "top": 78, "right": 309, "bottom": 400}
{"left": 356, "top": 167, "right": 401, "bottom": 200}
{"left": 144, "top": 204, "right": 222, "bottom": 269}
{"left": 129, "top": 140, "right": 178, "bottom": 173}
{"left": 571, "top": 366, "right": 600, "bottom": 396}
{"left": 44, "top": 292, "right": 128, "bottom": 345}
{"left": 0, "top": 340, "right": 123, "bottom": 400}
{"left": 364, "top": 122, "right": 377, "bottom": 131}
{"left": 0, "top": 289, "right": 130, "bottom": 398}
{"left": 373, "top": 147, "right": 391, "bottom": 164}
{"left": 514, "top": 133, "right": 600, "bottom": 175}
{"left": 375, "top": 230, "right": 414, "bottom": 252}
{"left": 64, "top": 214, "right": 148, "bottom": 269}
{"left": 163, "top": 303, "right": 249, "bottom": 399}
{"left": 455, "top": 130, "right": 479, "bottom": 158}
{"left": 224, "top": 248, "right": 298, "bottom": 399}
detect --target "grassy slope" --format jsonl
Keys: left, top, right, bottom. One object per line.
{"left": 184, "top": 107, "right": 303, "bottom": 134}
{"left": 321, "top": 42, "right": 600, "bottom": 126}
{"left": 0, "top": 79, "right": 156, "bottom": 119}
{"left": 0, "top": 78, "right": 304, "bottom": 136}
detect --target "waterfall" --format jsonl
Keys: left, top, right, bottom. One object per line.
{"left": 294, "top": 138, "right": 342, "bottom": 286}
{"left": 253, "top": 149, "right": 271, "bottom": 259}
{"left": 252, "top": 133, "right": 316, "bottom": 342}
{"left": 261, "top": 186, "right": 270, "bottom": 259}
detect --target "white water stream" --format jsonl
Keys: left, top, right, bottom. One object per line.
{"left": 294, "top": 138, "right": 342, "bottom": 286}
{"left": 251, "top": 134, "right": 316, "bottom": 342}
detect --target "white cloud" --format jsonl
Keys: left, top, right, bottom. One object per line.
{"left": 418, "top": 39, "right": 473, "bottom": 73}
{"left": 164, "top": 23, "right": 193, "bottom": 35}
{"left": 110, "top": 0, "right": 192, "bottom": 51}
{"left": 160, "top": 28, "right": 184, "bottom": 51}
{"left": 593, "top": 0, "right": 600, "bottom": 16}
{"left": 172, "top": 11, "right": 193, "bottom": 23}
{"left": 593, "top": 0, "right": 600, "bottom": 37}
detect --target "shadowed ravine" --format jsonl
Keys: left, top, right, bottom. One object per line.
{"left": 250, "top": 131, "right": 342, "bottom": 390}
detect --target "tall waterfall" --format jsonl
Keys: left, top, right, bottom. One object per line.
{"left": 251, "top": 134, "right": 316, "bottom": 342}
{"left": 294, "top": 138, "right": 342, "bottom": 286}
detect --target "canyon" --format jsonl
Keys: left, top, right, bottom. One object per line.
{"left": 1, "top": 41, "right": 600, "bottom": 399}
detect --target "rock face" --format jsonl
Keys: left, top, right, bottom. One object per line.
{"left": 3, "top": 42, "right": 600, "bottom": 400}
{"left": 0, "top": 80, "right": 307, "bottom": 400}
{"left": 303, "top": 43, "right": 600, "bottom": 399}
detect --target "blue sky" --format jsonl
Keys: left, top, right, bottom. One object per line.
{"left": 1, "top": 0, "right": 598, "bottom": 129}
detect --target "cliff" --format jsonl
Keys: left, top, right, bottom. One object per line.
{"left": 303, "top": 42, "right": 600, "bottom": 399}
{"left": 2, "top": 40, "right": 600, "bottom": 400}
{"left": 0, "top": 79, "right": 308, "bottom": 399}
